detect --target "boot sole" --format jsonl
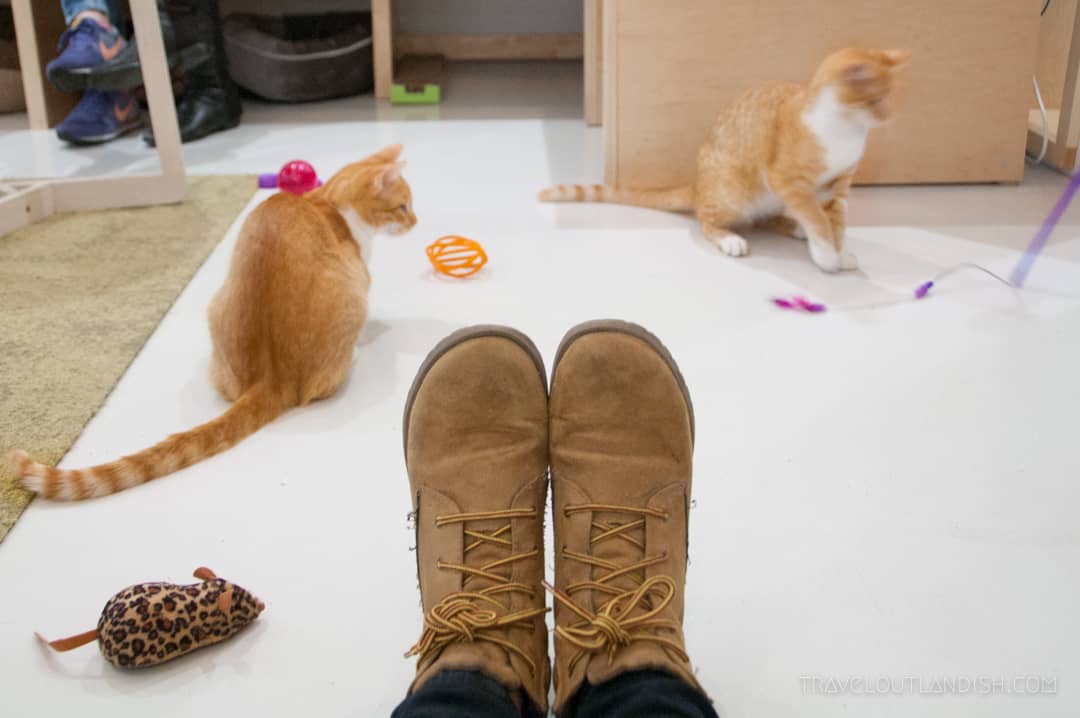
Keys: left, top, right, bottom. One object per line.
{"left": 551, "top": 319, "right": 695, "bottom": 445}
{"left": 402, "top": 325, "right": 548, "bottom": 466}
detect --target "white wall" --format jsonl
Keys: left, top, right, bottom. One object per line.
{"left": 219, "top": 0, "right": 584, "bottom": 34}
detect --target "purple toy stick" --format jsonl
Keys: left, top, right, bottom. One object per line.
{"left": 1010, "top": 171, "right": 1080, "bottom": 288}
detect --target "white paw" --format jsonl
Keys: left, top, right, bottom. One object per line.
{"left": 808, "top": 239, "right": 841, "bottom": 273}
{"left": 838, "top": 250, "right": 859, "bottom": 271}
{"left": 714, "top": 233, "right": 749, "bottom": 257}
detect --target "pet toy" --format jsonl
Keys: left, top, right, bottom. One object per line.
{"left": 35, "top": 567, "right": 265, "bottom": 668}
{"left": 773, "top": 171, "right": 1080, "bottom": 313}
{"left": 258, "top": 159, "right": 322, "bottom": 195}
{"left": 426, "top": 235, "right": 488, "bottom": 278}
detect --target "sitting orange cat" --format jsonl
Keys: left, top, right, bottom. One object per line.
{"left": 11, "top": 144, "right": 417, "bottom": 500}
{"left": 541, "top": 48, "right": 909, "bottom": 272}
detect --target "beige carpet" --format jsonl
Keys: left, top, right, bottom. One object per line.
{"left": 0, "top": 175, "right": 257, "bottom": 542}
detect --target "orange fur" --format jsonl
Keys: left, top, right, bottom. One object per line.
{"left": 11, "top": 144, "right": 417, "bottom": 501}
{"left": 539, "top": 48, "right": 910, "bottom": 272}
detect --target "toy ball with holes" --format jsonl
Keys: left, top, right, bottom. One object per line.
{"left": 258, "top": 160, "right": 322, "bottom": 195}
{"left": 426, "top": 235, "right": 488, "bottom": 279}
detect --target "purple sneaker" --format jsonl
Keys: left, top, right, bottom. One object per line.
{"left": 55, "top": 89, "right": 144, "bottom": 145}
{"left": 46, "top": 17, "right": 127, "bottom": 93}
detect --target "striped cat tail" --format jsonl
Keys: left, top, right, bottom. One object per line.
{"left": 10, "top": 385, "right": 284, "bottom": 501}
{"left": 538, "top": 183, "right": 694, "bottom": 212}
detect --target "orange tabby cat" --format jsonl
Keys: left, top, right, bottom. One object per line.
{"left": 540, "top": 48, "right": 909, "bottom": 272}
{"left": 11, "top": 144, "right": 417, "bottom": 500}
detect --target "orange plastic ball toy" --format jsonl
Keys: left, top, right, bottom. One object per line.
{"left": 426, "top": 235, "right": 488, "bottom": 278}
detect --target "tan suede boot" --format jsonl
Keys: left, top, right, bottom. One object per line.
{"left": 402, "top": 326, "right": 551, "bottom": 714}
{"left": 548, "top": 320, "right": 705, "bottom": 714}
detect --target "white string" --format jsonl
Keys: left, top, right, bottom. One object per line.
{"left": 1030, "top": 0, "right": 1052, "bottom": 164}
{"left": 1029, "top": 75, "right": 1050, "bottom": 165}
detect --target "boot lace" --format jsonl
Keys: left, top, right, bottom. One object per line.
{"left": 545, "top": 503, "right": 689, "bottom": 673}
{"left": 405, "top": 508, "right": 549, "bottom": 675}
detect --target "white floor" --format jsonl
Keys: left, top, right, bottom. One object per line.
{"left": 2, "top": 62, "right": 1079, "bottom": 718}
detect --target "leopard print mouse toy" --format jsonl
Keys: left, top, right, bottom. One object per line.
{"left": 36, "top": 567, "right": 265, "bottom": 668}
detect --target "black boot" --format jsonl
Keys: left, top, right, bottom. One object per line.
{"left": 143, "top": 0, "right": 240, "bottom": 145}
{"left": 82, "top": 2, "right": 210, "bottom": 91}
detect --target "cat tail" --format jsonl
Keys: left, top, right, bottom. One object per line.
{"left": 9, "top": 385, "right": 284, "bottom": 501}
{"left": 538, "top": 183, "right": 695, "bottom": 212}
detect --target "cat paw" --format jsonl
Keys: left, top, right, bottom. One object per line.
{"left": 713, "top": 233, "right": 749, "bottom": 257}
{"left": 808, "top": 240, "right": 842, "bottom": 273}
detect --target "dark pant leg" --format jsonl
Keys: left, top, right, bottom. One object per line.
{"left": 568, "top": 670, "right": 719, "bottom": 718}
{"left": 391, "top": 671, "right": 523, "bottom": 718}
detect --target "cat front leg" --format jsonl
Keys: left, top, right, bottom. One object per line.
{"left": 823, "top": 173, "right": 857, "bottom": 270}
{"left": 697, "top": 204, "right": 749, "bottom": 257}
{"left": 773, "top": 180, "right": 853, "bottom": 273}
{"left": 824, "top": 197, "right": 858, "bottom": 270}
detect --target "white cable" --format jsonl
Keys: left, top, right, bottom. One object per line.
{"left": 1029, "top": 75, "right": 1050, "bottom": 165}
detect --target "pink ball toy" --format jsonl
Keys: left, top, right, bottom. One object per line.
{"left": 277, "top": 160, "right": 320, "bottom": 195}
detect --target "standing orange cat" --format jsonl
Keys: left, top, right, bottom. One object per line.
{"left": 11, "top": 144, "right": 417, "bottom": 500}
{"left": 541, "top": 48, "right": 909, "bottom": 272}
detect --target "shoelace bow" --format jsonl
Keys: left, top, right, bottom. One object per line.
{"left": 405, "top": 508, "right": 549, "bottom": 675}
{"left": 543, "top": 503, "right": 690, "bottom": 672}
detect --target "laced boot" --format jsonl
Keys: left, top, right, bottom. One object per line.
{"left": 402, "top": 326, "right": 551, "bottom": 715}
{"left": 548, "top": 320, "right": 706, "bottom": 714}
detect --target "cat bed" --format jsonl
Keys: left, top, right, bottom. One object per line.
{"left": 223, "top": 12, "right": 373, "bottom": 103}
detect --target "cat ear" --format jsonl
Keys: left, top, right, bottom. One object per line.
{"left": 881, "top": 49, "right": 911, "bottom": 68}
{"left": 843, "top": 63, "right": 874, "bottom": 85}
{"left": 375, "top": 161, "right": 407, "bottom": 194}
{"left": 371, "top": 144, "right": 404, "bottom": 163}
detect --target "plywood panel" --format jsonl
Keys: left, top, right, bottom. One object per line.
{"left": 607, "top": 0, "right": 1041, "bottom": 186}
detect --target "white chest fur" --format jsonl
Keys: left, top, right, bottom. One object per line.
{"left": 802, "top": 86, "right": 869, "bottom": 184}
{"left": 338, "top": 206, "right": 375, "bottom": 263}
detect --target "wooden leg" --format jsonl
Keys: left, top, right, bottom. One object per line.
{"left": 584, "top": 0, "right": 602, "bottom": 126}
{"left": 372, "top": 0, "right": 393, "bottom": 99}
{"left": 11, "top": 0, "right": 78, "bottom": 129}
{"left": 129, "top": 0, "right": 185, "bottom": 196}
{"left": 1057, "top": 1, "right": 1080, "bottom": 157}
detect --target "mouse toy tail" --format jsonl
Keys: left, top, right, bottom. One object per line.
{"left": 193, "top": 567, "right": 218, "bottom": 581}
{"left": 35, "top": 629, "right": 99, "bottom": 652}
